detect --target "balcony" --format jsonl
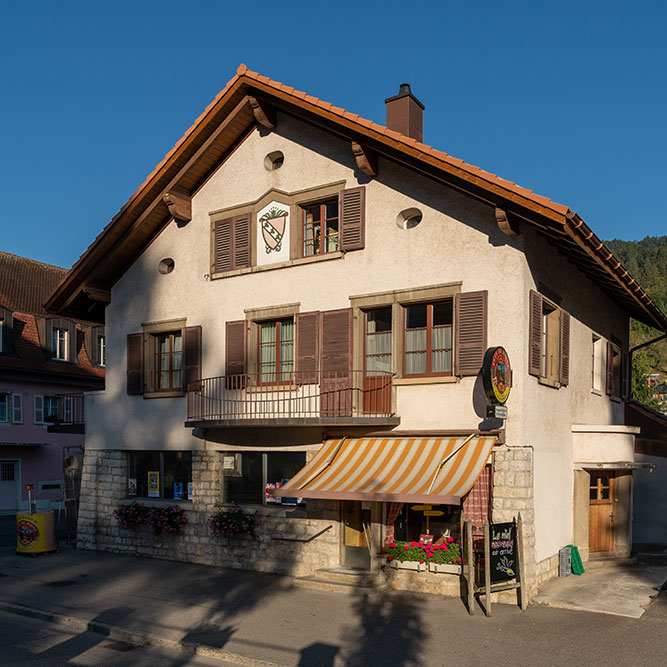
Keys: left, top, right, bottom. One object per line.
{"left": 45, "top": 393, "right": 86, "bottom": 434}
{"left": 185, "top": 370, "right": 399, "bottom": 428}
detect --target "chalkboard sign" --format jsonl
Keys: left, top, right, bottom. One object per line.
{"left": 490, "top": 521, "right": 517, "bottom": 583}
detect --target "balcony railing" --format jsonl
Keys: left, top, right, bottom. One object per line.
{"left": 44, "top": 393, "right": 85, "bottom": 426}
{"left": 186, "top": 370, "right": 397, "bottom": 426}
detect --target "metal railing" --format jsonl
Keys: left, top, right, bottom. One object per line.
{"left": 187, "top": 370, "right": 394, "bottom": 422}
{"left": 44, "top": 393, "right": 85, "bottom": 425}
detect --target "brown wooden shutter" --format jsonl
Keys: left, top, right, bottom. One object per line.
{"left": 67, "top": 320, "right": 77, "bottom": 362}
{"left": 0, "top": 308, "right": 13, "bottom": 355}
{"left": 225, "top": 320, "right": 247, "bottom": 377}
{"left": 233, "top": 213, "right": 251, "bottom": 269}
{"left": 559, "top": 310, "right": 570, "bottom": 386}
{"left": 36, "top": 317, "right": 47, "bottom": 357}
{"left": 44, "top": 318, "right": 55, "bottom": 358}
{"left": 182, "top": 325, "right": 202, "bottom": 390}
{"left": 340, "top": 186, "right": 365, "bottom": 251}
{"left": 528, "top": 290, "right": 543, "bottom": 377}
{"left": 213, "top": 218, "right": 233, "bottom": 273}
{"left": 454, "top": 291, "right": 488, "bottom": 376}
{"left": 605, "top": 341, "right": 613, "bottom": 395}
{"left": 621, "top": 351, "right": 630, "bottom": 400}
{"left": 127, "top": 333, "right": 144, "bottom": 395}
{"left": 320, "top": 308, "right": 353, "bottom": 416}
{"left": 295, "top": 311, "right": 320, "bottom": 383}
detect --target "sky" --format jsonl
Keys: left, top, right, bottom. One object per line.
{"left": 1, "top": 0, "right": 665, "bottom": 269}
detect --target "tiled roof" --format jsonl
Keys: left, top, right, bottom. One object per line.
{"left": 0, "top": 251, "right": 67, "bottom": 315}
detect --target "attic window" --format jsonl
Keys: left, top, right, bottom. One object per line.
{"left": 396, "top": 208, "right": 423, "bottom": 230}
{"left": 264, "top": 151, "right": 284, "bottom": 171}
{"left": 158, "top": 258, "right": 175, "bottom": 275}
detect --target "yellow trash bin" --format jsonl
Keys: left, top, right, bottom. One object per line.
{"left": 16, "top": 511, "right": 56, "bottom": 554}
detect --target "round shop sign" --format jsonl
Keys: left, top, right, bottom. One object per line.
{"left": 482, "top": 346, "right": 512, "bottom": 405}
{"left": 17, "top": 519, "right": 40, "bottom": 549}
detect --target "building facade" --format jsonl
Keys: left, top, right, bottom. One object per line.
{"left": 46, "top": 66, "right": 667, "bottom": 597}
{"left": 0, "top": 252, "right": 104, "bottom": 514}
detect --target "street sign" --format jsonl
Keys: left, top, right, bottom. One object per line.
{"left": 486, "top": 404, "right": 508, "bottom": 419}
{"left": 411, "top": 505, "right": 432, "bottom": 511}
{"left": 423, "top": 510, "right": 444, "bottom": 516}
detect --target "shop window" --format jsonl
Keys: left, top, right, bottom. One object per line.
{"left": 52, "top": 328, "right": 68, "bottom": 360}
{"left": 393, "top": 504, "right": 461, "bottom": 543}
{"left": 258, "top": 318, "right": 294, "bottom": 384}
{"left": 302, "top": 199, "right": 339, "bottom": 257}
{"left": 127, "top": 451, "right": 192, "bottom": 500}
{"left": 154, "top": 331, "right": 182, "bottom": 391}
{"left": 403, "top": 301, "right": 453, "bottom": 376}
{"left": 365, "top": 308, "right": 392, "bottom": 376}
{"left": 224, "top": 451, "right": 306, "bottom": 505}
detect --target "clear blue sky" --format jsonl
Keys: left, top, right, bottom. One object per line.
{"left": 1, "top": 0, "right": 665, "bottom": 269}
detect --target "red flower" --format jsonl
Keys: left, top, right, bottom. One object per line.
{"left": 447, "top": 536, "right": 454, "bottom": 543}
{"left": 404, "top": 545, "right": 410, "bottom": 550}
{"left": 387, "top": 556, "right": 393, "bottom": 562}
{"left": 388, "top": 542, "right": 396, "bottom": 548}
{"left": 457, "top": 557, "right": 462, "bottom": 563}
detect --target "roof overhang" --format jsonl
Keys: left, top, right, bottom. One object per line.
{"left": 45, "top": 65, "right": 667, "bottom": 331}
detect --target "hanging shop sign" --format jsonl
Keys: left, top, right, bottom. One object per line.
{"left": 482, "top": 346, "right": 512, "bottom": 406}
{"left": 490, "top": 521, "right": 517, "bottom": 583}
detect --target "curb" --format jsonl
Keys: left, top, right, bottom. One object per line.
{"left": 0, "top": 600, "right": 289, "bottom": 667}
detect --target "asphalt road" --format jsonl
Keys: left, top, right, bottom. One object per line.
{"left": 0, "top": 610, "right": 239, "bottom": 666}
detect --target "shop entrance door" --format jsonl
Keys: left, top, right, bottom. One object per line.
{"left": 0, "top": 462, "right": 18, "bottom": 511}
{"left": 589, "top": 472, "right": 615, "bottom": 554}
{"left": 342, "top": 501, "right": 371, "bottom": 570}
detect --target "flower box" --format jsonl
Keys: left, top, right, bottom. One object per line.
{"left": 428, "top": 562, "right": 462, "bottom": 574}
{"left": 389, "top": 560, "right": 426, "bottom": 572}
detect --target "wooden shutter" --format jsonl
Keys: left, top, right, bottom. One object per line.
{"left": 12, "top": 394, "right": 23, "bottom": 424}
{"left": 0, "top": 308, "right": 12, "bottom": 355}
{"left": 340, "top": 186, "right": 365, "bottom": 251}
{"left": 559, "top": 310, "right": 570, "bottom": 386}
{"left": 182, "top": 325, "right": 202, "bottom": 390}
{"left": 621, "top": 351, "right": 630, "bottom": 400}
{"left": 213, "top": 214, "right": 251, "bottom": 273}
{"left": 225, "top": 320, "right": 247, "bottom": 377}
{"left": 34, "top": 395, "right": 44, "bottom": 424}
{"left": 296, "top": 311, "right": 320, "bottom": 383}
{"left": 528, "top": 290, "right": 543, "bottom": 377}
{"left": 127, "top": 333, "right": 144, "bottom": 395}
{"left": 320, "top": 308, "right": 353, "bottom": 416}
{"left": 454, "top": 291, "right": 488, "bottom": 376}
{"left": 605, "top": 342, "right": 613, "bottom": 395}
{"left": 233, "top": 213, "right": 251, "bottom": 269}
{"left": 68, "top": 321, "right": 77, "bottom": 362}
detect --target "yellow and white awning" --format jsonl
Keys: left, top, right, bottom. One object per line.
{"left": 271, "top": 435, "right": 496, "bottom": 505}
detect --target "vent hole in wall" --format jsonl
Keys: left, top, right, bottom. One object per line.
{"left": 396, "top": 208, "right": 423, "bottom": 230}
{"left": 264, "top": 151, "right": 284, "bottom": 171}
{"left": 158, "top": 258, "right": 175, "bottom": 274}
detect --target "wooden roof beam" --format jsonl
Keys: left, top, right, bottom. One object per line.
{"left": 248, "top": 96, "right": 276, "bottom": 129}
{"left": 162, "top": 189, "right": 192, "bottom": 225}
{"left": 351, "top": 141, "right": 377, "bottom": 177}
{"left": 495, "top": 207, "right": 519, "bottom": 237}
{"left": 82, "top": 285, "right": 111, "bottom": 304}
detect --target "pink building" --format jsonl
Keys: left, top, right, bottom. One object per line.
{"left": 0, "top": 252, "right": 104, "bottom": 513}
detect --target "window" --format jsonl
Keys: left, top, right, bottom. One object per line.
{"left": 154, "top": 332, "right": 182, "bottom": 391}
{"left": 97, "top": 334, "right": 106, "bottom": 367}
{"left": 303, "top": 200, "right": 339, "bottom": 256}
{"left": 127, "top": 451, "right": 192, "bottom": 500}
{"left": 0, "top": 393, "right": 22, "bottom": 424}
{"left": 52, "top": 328, "right": 68, "bottom": 360}
{"left": 223, "top": 451, "right": 306, "bottom": 505}
{"left": 42, "top": 395, "right": 72, "bottom": 423}
{"left": 364, "top": 308, "right": 392, "bottom": 376}
{"left": 607, "top": 341, "right": 622, "bottom": 398}
{"left": 403, "top": 301, "right": 453, "bottom": 376}
{"left": 528, "top": 290, "right": 570, "bottom": 386}
{"left": 258, "top": 318, "right": 294, "bottom": 383}
{"left": 393, "top": 504, "right": 461, "bottom": 543}
{"left": 592, "top": 335, "right": 604, "bottom": 392}
{"left": 0, "top": 394, "right": 7, "bottom": 423}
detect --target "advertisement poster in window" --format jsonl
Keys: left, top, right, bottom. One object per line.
{"left": 128, "top": 478, "right": 137, "bottom": 497}
{"left": 265, "top": 482, "right": 280, "bottom": 503}
{"left": 147, "top": 471, "right": 160, "bottom": 498}
{"left": 174, "top": 482, "right": 183, "bottom": 500}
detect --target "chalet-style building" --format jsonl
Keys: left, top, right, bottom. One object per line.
{"left": 0, "top": 252, "right": 104, "bottom": 515}
{"left": 45, "top": 66, "right": 667, "bottom": 598}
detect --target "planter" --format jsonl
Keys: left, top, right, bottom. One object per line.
{"left": 428, "top": 562, "right": 462, "bottom": 574}
{"left": 389, "top": 560, "right": 426, "bottom": 572}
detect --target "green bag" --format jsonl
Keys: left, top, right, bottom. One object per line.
{"left": 566, "top": 544, "right": 585, "bottom": 575}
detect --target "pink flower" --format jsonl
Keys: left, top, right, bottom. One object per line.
{"left": 447, "top": 536, "right": 454, "bottom": 543}
{"left": 387, "top": 556, "right": 393, "bottom": 562}
{"left": 419, "top": 560, "right": 424, "bottom": 564}
{"left": 381, "top": 546, "right": 386, "bottom": 552}
{"left": 411, "top": 541, "right": 418, "bottom": 547}
{"left": 457, "top": 557, "right": 462, "bottom": 563}
{"left": 404, "top": 545, "right": 409, "bottom": 550}
{"left": 388, "top": 542, "right": 396, "bottom": 548}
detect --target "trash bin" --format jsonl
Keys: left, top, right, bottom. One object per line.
{"left": 559, "top": 546, "right": 572, "bottom": 577}
{"left": 16, "top": 511, "right": 56, "bottom": 555}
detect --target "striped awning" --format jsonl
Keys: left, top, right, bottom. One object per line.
{"left": 271, "top": 435, "right": 497, "bottom": 505}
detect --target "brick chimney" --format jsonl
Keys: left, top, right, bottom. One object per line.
{"left": 385, "top": 83, "right": 425, "bottom": 142}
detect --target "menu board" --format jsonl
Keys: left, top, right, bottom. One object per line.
{"left": 490, "top": 521, "right": 517, "bottom": 583}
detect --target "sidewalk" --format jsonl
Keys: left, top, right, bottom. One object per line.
{"left": 1, "top": 545, "right": 666, "bottom": 667}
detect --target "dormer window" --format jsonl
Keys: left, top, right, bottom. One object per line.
{"left": 52, "top": 328, "right": 68, "bottom": 360}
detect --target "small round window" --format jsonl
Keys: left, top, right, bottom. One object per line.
{"left": 396, "top": 208, "right": 423, "bottom": 230}
{"left": 264, "top": 150, "right": 284, "bottom": 171}
{"left": 158, "top": 258, "right": 175, "bottom": 274}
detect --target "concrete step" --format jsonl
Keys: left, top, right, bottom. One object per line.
{"left": 636, "top": 553, "right": 667, "bottom": 566}
{"left": 294, "top": 568, "right": 389, "bottom": 594}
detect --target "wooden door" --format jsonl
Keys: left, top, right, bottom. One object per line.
{"left": 0, "top": 462, "right": 18, "bottom": 510}
{"left": 344, "top": 501, "right": 364, "bottom": 547}
{"left": 589, "top": 472, "right": 615, "bottom": 554}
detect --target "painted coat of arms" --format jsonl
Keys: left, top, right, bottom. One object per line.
{"left": 260, "top": 206, "right": 288, "bottom": 253}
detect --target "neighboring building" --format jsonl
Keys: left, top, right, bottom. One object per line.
{"left": 46, "top": 66, "right": 667, "bottom": 598}
{"left": 0, "top": 252, "right": 104, "bottom": 514}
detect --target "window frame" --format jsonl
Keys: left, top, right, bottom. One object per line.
{"left": 363, "top": 307, "right": 393, "bottom": 377}
{"left": 540, "top": 298, "right": 561, "bottom": 384}
{"left": 301, "top": 198, "right": 340, "bottom": 258}
{"left": 402, "top": 300, "right": 453, "bottom": 379}
{"left": 97, "top": 334, "right": 106, "bottom": 367}
{"left": 608, "top": 340, "right": 622, "bottom": 399}
{"left": 126, "top": 450, "right": 193, "bottom": 501}
{"left": 0, "top": 393, "right": 8, "bottom": 424}
{"left": 257, "top": 317, "right": 295, "bottom": 385}
{"left": 52, "top": 327, "right": 68, "bottom": 361}
{"left": 153, "top": 331, "right": 183, "bottom": 392}
{"left": 139, "top": 318, "right": 187, "bottom": 398}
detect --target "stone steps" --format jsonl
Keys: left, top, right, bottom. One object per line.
{"left": 635, "top": 552, "right": 667, "bottom": 567}
{"left": 294, "top": 567, "right": 389, "bottom": 594}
